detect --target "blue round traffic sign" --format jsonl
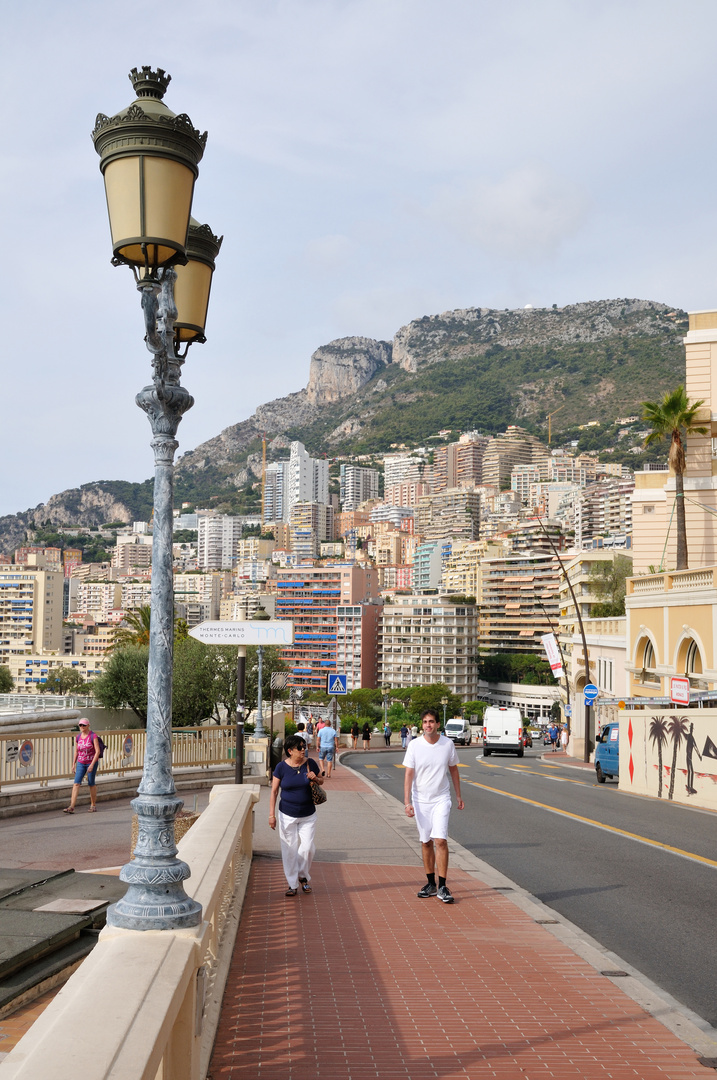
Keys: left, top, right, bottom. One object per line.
{"left": 583, "top": 683, "right": 599, "bottom": 701}
{"left": 19, "top": 740, "right": 33, "bottom": 765}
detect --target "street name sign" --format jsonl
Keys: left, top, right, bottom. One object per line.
{"left": 670, "top": 676, "right": 690, "bottom": 705}
{"left": 327, "top": 674, "right": 348, "bottom": 695}
{"left": 189, "top": 620, "right": 294, "bottom": 645}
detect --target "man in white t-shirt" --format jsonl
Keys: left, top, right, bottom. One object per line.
{"left": 403, "top": 708, "right": 464, "bottom": 903}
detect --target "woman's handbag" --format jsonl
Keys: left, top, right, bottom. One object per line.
{"left": 310, "top": 780, "right": 327, "bottom": 805}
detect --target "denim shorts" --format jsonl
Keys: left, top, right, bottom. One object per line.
{"left": 74, "top": 762, "right": 98, "bottom": 786}
{"left": 319, "top": 747, "right": 334, "bottom": 761}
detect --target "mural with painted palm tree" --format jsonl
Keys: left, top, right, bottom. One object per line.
{"left": 666, "top": 714, "right": 689, "bottom": 800}
{"left": 642, "top": 386, "right": 707, "bottom": 570}
{"left": 648, "top": 715, "right": 669, "bottom": 798}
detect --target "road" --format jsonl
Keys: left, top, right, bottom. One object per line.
{"left": 346, "top": 744, "right": 717, "bottom": 1027}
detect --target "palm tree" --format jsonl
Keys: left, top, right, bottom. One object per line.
{"left": 648, "top": 715, "right": 668, "bottom": 797}
{"left": 111, "top": 605, "right": 152, "bottom": 650}
{"left": 642, "top": 386, "right": 707, "bottom": 570}
{"left": 666, "top": 714, "right": 689, "bottom": 800}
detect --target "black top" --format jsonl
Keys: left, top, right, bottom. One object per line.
{"left": 273, "top": 758, "right": 320, "bottom": 818}
{"left": 362, "top": 724, "right": 372, "bottom": 739}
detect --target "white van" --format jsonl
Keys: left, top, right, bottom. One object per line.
{"left": 482, "top": 706, "right": 524, "bottom": 757}
{"left": 444, "top": 717, "right": 472, "bottom": 745}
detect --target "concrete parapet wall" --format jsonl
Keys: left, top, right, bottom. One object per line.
{"left": 0, "top": 784, "right": 260, "bottom": 1080}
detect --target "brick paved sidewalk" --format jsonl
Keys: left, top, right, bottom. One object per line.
{"left": 210, "top": 763, "right": 709, "bottom": 1080}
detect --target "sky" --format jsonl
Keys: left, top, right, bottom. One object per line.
{"left": 2, "top": 0, "right": 717, "bottom": 517}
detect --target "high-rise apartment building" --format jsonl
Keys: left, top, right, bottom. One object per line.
{"left": 384, "top": 481, "right": 430, "bottom": 506}
{"left": 336, "top": 602, "right": 382, "bottom": 690}
{"left": 0, "top": 566, "right": 64, "bottom": 666}
{"left": 76, "top": 581, "right": 123, "bottom": 620}
{"left": 174, "top": 572, "right": 227, "bottom": 626}
{"left": 263, "top": 460, "right": 289, "bottom": 524}
{"left": 112, "top": 535, "right": 152, "bottom": 571}
{"left": 416, "top": 489, "right": 480, "bottom": 542}
{"left": 575, "top": 477, "right": 634, "bottom": 549}
{"left": 289, "top": 503, "right": 335, "bottom": 561}
{"left": 340, "top": 464, "right": 380, "bottom": 510}
{"left": 477, "top": 552, "right": 560, "bottom": 656}
{"left": 288, "top": 442, "right": 329, "bottom": 518}
{"left": 383, "top": 452, "right": 425, "bottom": 489}
{"left": 379, "top": 596, "right": 479, "bottom": 698}
{"left": 481, "top": 426, "right": 551, "bottom": 490}
{"left": 197, "top": 511, "right": 244, "bottom": 570}
{"left": 433, "top": 434, "right": 490, "bottom": 492}
{"left": 275, "top": 564, "right": 379, "bottom": 691}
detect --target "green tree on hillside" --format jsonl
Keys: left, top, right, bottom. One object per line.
{"left": 642, "top": 386, "right": 707, "bottom": 570}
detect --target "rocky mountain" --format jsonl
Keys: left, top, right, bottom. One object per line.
{"left": 0, "top": 298, "right": 686, "bottom": 553}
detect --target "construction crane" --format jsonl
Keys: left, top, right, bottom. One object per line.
{"left": 547, "top": 405, "right": 565, "bottom": 444}
{"left": 260, "top": 433, "right": 267, "bottom": 524}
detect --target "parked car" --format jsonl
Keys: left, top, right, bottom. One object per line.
{"left": 595, "top": 721, "right": 619, "bottom": 783}
{"left": 521, "top": 728, "right": 533, "bottom": 748}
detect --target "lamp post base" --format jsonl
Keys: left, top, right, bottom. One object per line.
{"left": 107, "top": 793, "right": 202, "bottom": 930}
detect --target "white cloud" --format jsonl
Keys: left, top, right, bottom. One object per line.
{"left": 428, "top": 166, "right": 589, "bottom": 261}
{"left": 304, "top": 234, "right": 353, "bottom": 271}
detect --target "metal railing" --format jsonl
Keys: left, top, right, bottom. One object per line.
{"left": 0, "top": 727, "right": 240, "bottom": 788}
{"left": 0, "top": 694, "right": 95, "bottom": 715}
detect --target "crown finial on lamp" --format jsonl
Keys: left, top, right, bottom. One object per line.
{"left": 129, "top": 66, "right": 171, "bottom": 99}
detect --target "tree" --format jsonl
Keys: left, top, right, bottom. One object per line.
{"left": 92, "top": 645, "right": 149, "bottom": 723}
{"left": 462, "top": 700, "right": 488, "bottom": 721}
{"left": 111, "top": 606, "right": 152, "bottom": 649}
{"left": 0, "top": 666, "right": 13, "bottom": 693}
{"left": 649, "top": 715, "right": 669, "bottom": 799}
{"left": 588, "top": 555, "right": 633, "bottom": 617}
{"left": 39, "top": 668, "right": 88, "bottom": 695}
{"left": 642, "top": 386, "right": 707, "bottom": 570}
{"left": 408, "top": 683, "right": 461, "bottom": 722}
{"left": 172, "top": 637, "right": 216, "bottom": 726}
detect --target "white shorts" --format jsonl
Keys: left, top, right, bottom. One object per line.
{"left": 413, "top": 798, "right": 451, "bottom": 844}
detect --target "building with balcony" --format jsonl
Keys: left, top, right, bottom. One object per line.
{"left": 275, "top": 564, "right": 379, "bottom": 692}
{"left": 416, "top": 488, "right": 480, "bottom": 543}
{"left": 378, "top": 595, "right": 479, "bottom": 698}
{"left": 340, "top": 465, "right": 380, "bottom": 510}
{"left": 174, "top": 572, "right": 228, "bottom": 627}
{"left": 481, "top": 426, "right": 550, "bottom": 490}
{"left": 335, "top": 602, "right": 382, "bottom": 690}
{"left": 7, "top": 652, "right": 108, "bottom": 692}
{"left": 0, "top": 567, "right": 64, "bottom": 666}
{"left": 575, "top": 477, "right": 634, "bottom": 550}
{"left": 197, "top": 512, "right": 244, "bottom": 570}
{"left": 478, "top": 552, "right": 560, "bottom": 657}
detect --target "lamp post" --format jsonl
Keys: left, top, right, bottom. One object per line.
{"left": 253, "top": 603, "right": 271, "bottom": 737}
{"left": 441, "top": 696, "right": 448, "bottom": 727}
{"left": 93, "top": 67, "right": 221, "bottom": 930}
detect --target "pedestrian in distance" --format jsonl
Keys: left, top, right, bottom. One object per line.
{"left": 295, "top": 722, "right": 310, "bottom": 751}
{"left": 400, "top": 723, "right": 409, "bottom": 749}
{"left": 362, "top": 721, "right": 372, "bottom": 750}
{"left": 63, "top": 719, "right": 101, "bottom": 813}
{"left": 350, "top": 720, "right": 359, "bottom": 749}
{"left": 560, "top": 725, "right": 568, "bottom": 753}
{"left": 403, "top": 709, "right": 464, "bottom": 903}
{"left": 318, "top": 719, "right": 338, "bottom": 778}
{"left": 410, "top": 724, "right": 418, "bottom": 741}
{"left": 383, "top": 720, "right": 392, "bottom": 746}
{"left": 306, "top": 717, "right": 314, "bottom": 746}
{"left": 269, "top": 734, "right": 324, "bottom": 897}
{"left": 549, "top": 722, "right": 559, "bottom": 752}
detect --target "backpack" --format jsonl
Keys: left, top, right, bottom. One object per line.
{"left": 77, "top": 731, "right": 106, "bottom": 759}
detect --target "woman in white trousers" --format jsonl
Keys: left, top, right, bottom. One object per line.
{"left": 269, "top": 735, "right": 324, "bottom": 897}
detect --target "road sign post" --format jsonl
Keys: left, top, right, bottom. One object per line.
{"left": 583, "top": 683, "right": 598, "bottom": 710}
{"left": 327, "top": 674, "right": 348, "bottom": 695}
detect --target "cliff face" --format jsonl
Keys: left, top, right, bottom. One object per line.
{"left": 306, "top": 337, "right": 392, "bottom": 404}
{"left": 0, "top": 297, "right": 686, "bottom": 552}
{"left": 392, "top": 298, "right": 677, "bottom": 372}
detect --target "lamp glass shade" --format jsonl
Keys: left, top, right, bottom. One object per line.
{"left": 173, "top": 259, "right": 213, "bottom": 342}
{"left": 103, "top": 155, "right": 195, "bottom": 269}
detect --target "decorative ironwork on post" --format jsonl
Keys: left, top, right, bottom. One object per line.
{"left": 93, "top": 68, "right": 220, "bottom": 930}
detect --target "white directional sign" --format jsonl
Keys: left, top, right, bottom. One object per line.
{"left": 189, "top": 620, "right": 294, "bottom": 645}
{"left": 327, "top": 673, "right": 348, "bottom": 695}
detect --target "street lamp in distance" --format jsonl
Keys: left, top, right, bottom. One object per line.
{"left": 441, "top": 696, "right": 448, "bottom": 727}
{"left": 92, "top": 66, "right": 221, "bottom": 931}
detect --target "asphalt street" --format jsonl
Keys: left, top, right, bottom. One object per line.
{"left": 346, "top": 744, "right": 717, "bottom": 1028}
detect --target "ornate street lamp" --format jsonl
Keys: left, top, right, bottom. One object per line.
{"left": 441, "top": 696, "right": 448, "bottom": 726}
{"left": 93, "top": 67, "right": 221, "bottom": 930}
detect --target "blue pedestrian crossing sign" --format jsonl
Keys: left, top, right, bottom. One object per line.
{"left": 327, "top": 674, "right": 348, "bottom": 695}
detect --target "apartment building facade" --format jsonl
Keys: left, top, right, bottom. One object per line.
{"left": 197, "top": 512, "right": 244, "bottom": 570}
{"left": 0, "top": 566, "right": 64, "bottom": 666}
{"left": 378, "top": 596, "right": 479, "bottom": 699}
{"left": 340, "top": 465, "right": 380, "bottom": 510}
{"left": 416, "top": 488, "right": 480, "bottom": 543}
{"left": 478, "top": 552, "right": 561, "bottom": 656}
{"left": 275, "top": 564, "right": 379, "bottom": 692}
